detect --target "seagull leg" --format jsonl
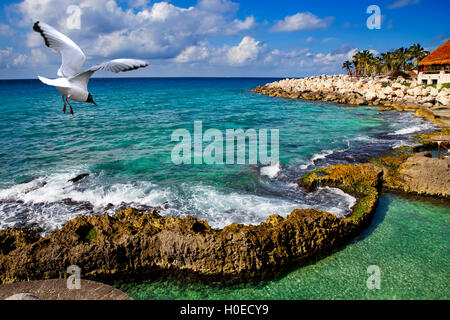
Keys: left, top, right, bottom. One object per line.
{"left": 62, "top": 95, "right": 66, "bottom": 113}
{"left": 66, "top": 97, "right": 74, "bottom": 116}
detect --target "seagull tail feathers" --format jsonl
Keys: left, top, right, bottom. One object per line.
{"left": 38, "top": 76, "right": 52, "bottom": 86}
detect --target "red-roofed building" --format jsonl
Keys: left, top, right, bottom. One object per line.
{"left": 418, "top": 40, "right": 450, "bottom": 85}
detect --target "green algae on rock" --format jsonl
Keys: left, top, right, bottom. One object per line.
{"left": 299, "top": 163, "right": 382, "bottom": 224}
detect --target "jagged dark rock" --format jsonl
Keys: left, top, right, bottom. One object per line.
{"left": 19, "top": 177, "right": 39, "bottom": 184}
{"left": 68, "top": 174, "right": 90, "bottom": 183}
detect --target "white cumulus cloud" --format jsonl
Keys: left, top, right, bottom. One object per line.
{"left": 226, "top": 36, "right": 266, "bottom": 66}
{"left": 0, "top": 0, "right": 369, "bottom": 76}
{"left": 0, "top": 47, "right": 47, "bottom": 68}
{"left": 271, "top": 12, "right": 332, "bottom": 32}
{"left": 226, "top": 15, "right": 256, "bottom": 35}
{"left": 12, "top": 0, "right": 257, "bottom": 61}
{"left": 174, "top": 44, "right": 210, "bottom": 63}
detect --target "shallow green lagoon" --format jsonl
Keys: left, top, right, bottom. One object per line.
{"left": 120, "top": 193, "right": 449, "bottom": 300}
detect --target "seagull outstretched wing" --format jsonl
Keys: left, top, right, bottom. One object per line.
{"left": 70, "top": 59, "right": 149, "bottom": 90}
{"left": 33, "top": 21, "right": 86, "bottom": 78}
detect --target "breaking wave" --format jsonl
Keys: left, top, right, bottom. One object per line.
{"left": 0, "top": 169, "right": 357, "bottom": 234}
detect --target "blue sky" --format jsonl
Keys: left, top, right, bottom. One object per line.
{"left": 0, "top": 0, "right": 448, "bottom": 78}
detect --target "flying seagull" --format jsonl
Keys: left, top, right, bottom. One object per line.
{"left": 33, "top": 21, "right": 149, "bottom": 115}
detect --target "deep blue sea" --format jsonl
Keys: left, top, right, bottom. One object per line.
{"left": 0, "top": 78, "right": 448, "bottom": 300}
{"left": 0, "top": 78, "right": 439, "bottom": 232}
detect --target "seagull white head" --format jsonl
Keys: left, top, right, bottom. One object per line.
{"left": 33, "top": 21, "right": 149, "bottom": 115}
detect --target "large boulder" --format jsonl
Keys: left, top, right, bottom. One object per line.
{"left": 392, "top": 82, "right": 403, "bottom": 89}
{"left": 429, "top": 87, "right": 439, "bottom": 97}
{"left": 395, "top": 90, "right": 405, "bottom": 98}
{"left": 437, "top": 91, "right": 450, "bottom": 106}
{"left": 252, "top": 76, "right": 443, "bottom": 111}
{"left": 365, "top": 91, "right": 377, "bottom": 101}
{"left": 382, "top": 87, "right": 393, "bottom": 95}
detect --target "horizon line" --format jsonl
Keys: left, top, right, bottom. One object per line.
{"left": 0, "top": 76, "right": 299, "bottom": 81}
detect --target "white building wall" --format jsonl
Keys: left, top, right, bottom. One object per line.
{"left": 417, "top": 70, "right": 450, "bottom": 85}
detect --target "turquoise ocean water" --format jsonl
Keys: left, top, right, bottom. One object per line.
{"left": 0, "top": 78, "right": 447, "bottom": 299}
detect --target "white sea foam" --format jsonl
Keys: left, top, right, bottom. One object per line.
{"left": 0, "top": 172, "right": 159, "bottom": 210}
{"left": 392, "top": 140, "right": 407, "bottom": 148}
{"left": 260, "top": 162, "right": 281, "bottom": 179}
{"left": 316, "top": 187, "right": 357, "bottom": 218}
{"left": 390, "top": 125, "right": 428, "bottom": 136}
{"left": 160, "top": 184, "right": 356, "bottom": 229}
{"left": 300, "top": 149, "right": 335, "bottom": 170}
{"left": 0, "top": 201, "right": 89, "bottom": 234}
{"left": 0, "top": 170, "right": 165, "bottom": 233}
{"left": 0, "top": 170, "right": 358, "bottom": 233}
{"left": 351, "top": 135, "right": 386, "bottom": 144}
{"left": 161, "top": 184, "right": 301, "bottom": 228}
{"left": 352, "top": 135, "right": 371, "bottom": 142}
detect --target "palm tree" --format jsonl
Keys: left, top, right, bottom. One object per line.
{"left": 392, "top": 47, "right": 409, "bottom": 71}
{"left": 352, "top": 52, "right": 362, "bottom": 75}
{"left": 342, "top": 60, "right": 353, "bottom": 74}
{"left": 408, "top": 44, "right": 429, "bottom": 68}
{"left": 355, "top": 50, "right": 374, "bottom": 75}
{"left": 369, "top": 57, "right": 383, "bottom": 75}
{"left": 350, "top": 43, "right": 428, "bottom": 76}
{"left": 351, "top": 60, "right": 359, "bottom": 76}
{"left": 381, "top": 52, "right": 395, "bottom": 73}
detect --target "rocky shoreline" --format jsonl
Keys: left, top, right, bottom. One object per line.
{"left": 0, "top": 159, "right": 380, "bottom": 284}
{"left": 1, "top": 76, "right": 449, "bottom": 285}
{"left": 253, "top": 75, "right": 450, "bottom": 127}
{"left": 1, "top": 132, "right": 448, "bottom": 284}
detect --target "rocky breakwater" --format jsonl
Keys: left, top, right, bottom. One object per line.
{"left": 0, "top": 163, "right": 383, "bottom": 284}
{"left": 253, "top": 75, "right": 450, "bottom": 127}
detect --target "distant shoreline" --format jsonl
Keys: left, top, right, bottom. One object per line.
{"left": 0, "top": 76, "right": 288, "bottom": 81}
{"left": 253, "top": 74, "right": 450, "bottom": 128}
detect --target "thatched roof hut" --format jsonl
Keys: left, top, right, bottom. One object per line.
{"left": 419, "top": 40, "right": 450, "bottom": 67}
{"left": 417, "top": 40, "right": 450, "bottom": 84}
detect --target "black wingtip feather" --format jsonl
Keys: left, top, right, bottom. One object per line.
{"left": 122, "top": 62, "right": 148, "bottom": 72}
{"left": 33, "top": 21, "right": 50, "bottom": 48}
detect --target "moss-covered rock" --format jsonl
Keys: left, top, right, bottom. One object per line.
{"left": 0, "top": 228, "right": 40, "bottom": 256}
{"left": 299, "top": 163, "right": 383, "bottom": 223}
{"left": 413, "top": 128, "right": 450, "bottom": 149}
